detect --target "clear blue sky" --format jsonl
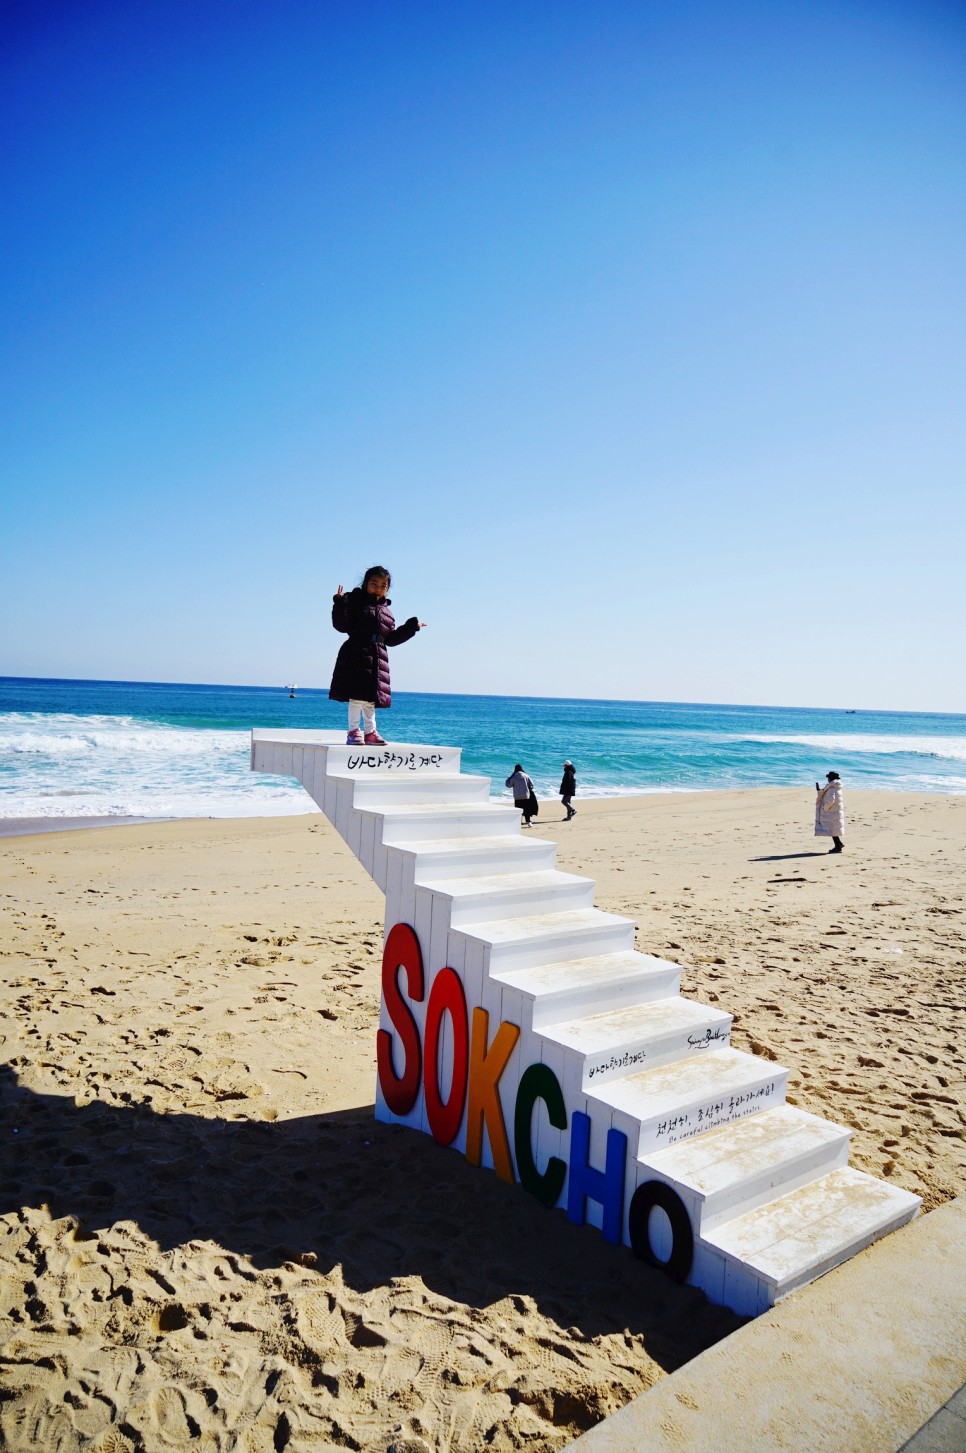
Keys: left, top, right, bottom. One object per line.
{"left": 2, "top": 0, "right": 964, "bottom": 711}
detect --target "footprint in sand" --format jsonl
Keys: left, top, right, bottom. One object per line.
{"left": 93, "top": 1431, "right": 135, "bottom": 1453}
{"left": 144, "top": 1384, "right": 194, "bottom": 1445}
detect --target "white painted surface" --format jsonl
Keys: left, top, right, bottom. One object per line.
{"left": 543, "top": 996, "right": 732, "bottom": 1088}
{"left": 417, "top": 868, "right": 596, "bottom": 927}
{"left": 250, "top": 731, "right": 921, "bottom": 1316}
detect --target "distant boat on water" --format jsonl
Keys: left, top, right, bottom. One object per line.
{"left": 286, "top": 683, "right": 297, "bottom": 698}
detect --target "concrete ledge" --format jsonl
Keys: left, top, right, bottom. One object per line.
{"left": 568, "top": 1197, "right": 966, "bottom": 1453}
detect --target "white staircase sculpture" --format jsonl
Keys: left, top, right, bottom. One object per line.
{"left": 251, "top": 730, "right": 919, "bottom": 1316}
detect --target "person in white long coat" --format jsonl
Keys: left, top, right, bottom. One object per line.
{"left": 815, "top": 771, "right": 845, "bottom": 853}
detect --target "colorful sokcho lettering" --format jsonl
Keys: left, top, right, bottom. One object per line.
{"left": 376, "top": 922, "right": 695, "bottom": 1279}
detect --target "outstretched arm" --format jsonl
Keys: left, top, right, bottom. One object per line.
{"left": 385, "top": 615, "right": 426, "bottom": 646}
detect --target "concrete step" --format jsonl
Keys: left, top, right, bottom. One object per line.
{"left": 383, "top": 835, "right": 557, "bottom": 928}
{"left": 371, "top": 801, "right": 521, "bottom": 843}
{"left": 457, "top": 907, "right": 636, "bottom": 975}
{"left": 641, "top": 1103, "right": 852, "bottom": 1233}
{"left": 493, "top": 951, "right": 681, "bottom": 1031}
{"left": 596, "top": 1048, "right": 790, "bottom": 1158}
{"left": 324, "top": 742, "right": 462, "bottom": 772}
{"left": 541, "top": 995, "right": 732, "bottom": 1090}
{"left": 251, "top": 734, "right": 462, "bottom": 802}
{"left": 330, "top": 775, "right": 491, "bottom": 842}
{"left": 340, "top": 772, "right": 492, "bottom": 807}
{"left": 416, "top": 868, "right": 596, "bottom": 927}
{"left": 356, "top": 802, "right": 523, "bottom": 886}
{"left": 404, "top": 834, "right": 558, "bottom": 880}
{"left": 699, "top": 1166, "right": 921, "bottom": 1315}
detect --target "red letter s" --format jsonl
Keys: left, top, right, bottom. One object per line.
{"left": 377, "top": 923, "right": 424, "bottom": 1115}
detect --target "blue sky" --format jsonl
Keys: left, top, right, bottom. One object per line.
{"left": 2, "top": 0, "right": 964, "bottom": 711}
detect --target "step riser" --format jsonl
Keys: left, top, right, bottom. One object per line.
{"left": 404, "top": 922, "right": 642, "bottom": 1005}
{"left": 576, "top": 1021, "right": 733, "bottom": 1092}
{"left": 382, "top": 844, "right": 558, "bottom": 913}
{"left": 441, "top": 878, "right": 596, "bottom": 928}
{"left": 411, "top": 843, "right": 558, "bottom": 882}
{"left": 606, "top": 1066, "right": 791, "bottom": 1160}
{"left": 710, "top": 1136, "right": 853, "bottom": 1234}
{"left": 379, "top": 810, "right": 521, "bottom": 845}
{"left": 333, "top": 779, "right": 485, "bottom": 842}
{"left": 695, "top": 1195, "right": 920, "bottom": 1317}
{"left": 767, "top": 1200, "right": 919, "bottom": 1305}
{"left": 507, "top": 964, "right": 682, "bottom": 1032}
{"left": 251, "top": 740, "right": 461, "bottom": 815}
{"left": 329, "top": 779, "right": 498, "bottom": 841}
{"left": 365, "top": 810, "right": 523, "bottom": 888}
{"left": 641, "top": 1133, "right": 852, "bottom": 1241}
{"left": 473, "top": 922, "right": 637, "bottom": 976}
{"left": 346, "top": 777, "right": 492, "bottom": 808}
{"left": 287, "top": 755, "right": 464, "bottom": 825}
{"left": 324, "top": 743, "right": 462, "bottom": 774}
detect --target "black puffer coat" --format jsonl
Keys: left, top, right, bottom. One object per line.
{"left": 328, "top": 588, "right": 420, "bottom": 708}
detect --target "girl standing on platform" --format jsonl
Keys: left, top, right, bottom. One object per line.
{"left": 329, "top": 566, "right": 426, "bottom": 745}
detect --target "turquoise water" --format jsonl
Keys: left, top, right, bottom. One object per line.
{"left": 1, "top": 676, "right": 964, "bottom": 821}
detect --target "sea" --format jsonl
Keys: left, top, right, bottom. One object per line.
{"left": 1, "top": 676, "right": 965, "bottom": 826}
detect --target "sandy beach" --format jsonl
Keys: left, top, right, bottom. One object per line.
{"left": 2, "top": 787, "right": 964, "bottom": 1451}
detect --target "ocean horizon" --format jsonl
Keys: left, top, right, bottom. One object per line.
{"left": 2, "top": 675, "right": 965, "bottom": 824}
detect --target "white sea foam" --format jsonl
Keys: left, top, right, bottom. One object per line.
{"left": 4, "top": 790, "right": 319, "bottom": 820}
{"left": 906, "top": 773, "right": 966, "bottom": 793}
{"left": 2, "top": 713, "right": 241, "bottom": 756}
{"left": 736, "top": 732, "right": 966, "bottom": 761}
{"left": 0, "top": 712, "right": 315, "bottom": 819}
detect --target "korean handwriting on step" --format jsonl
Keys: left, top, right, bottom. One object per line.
{"left": 588, "top": 1047, "right": 648, "bottom": 1079}
{"left": 346, "top": 752, "right": 443, "bottom": 771}
{"left": 656, "top": 1113, "right": 692, "bottom": 1140}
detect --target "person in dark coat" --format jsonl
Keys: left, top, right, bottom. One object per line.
{"left": 559, "top": 760, "right": 577, "bottom": 820}
{"left": 329, "top": 566, "right": 425, "bottom": 745}
{"left": 505, "top": 765, "right": 538, "bottom": 826}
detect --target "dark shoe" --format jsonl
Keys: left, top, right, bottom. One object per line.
{"left": 364, "top": 732, "right": 387, "bottom": 745}
{"left": 346, "top": 729, "right": 364, "bottom": 745}
{"left": 829, "top": 846, "right": 843, "bottom": 854}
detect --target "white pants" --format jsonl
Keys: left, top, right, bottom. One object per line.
{"left": 348, "top": 700, "right": 376, "bottom": 733}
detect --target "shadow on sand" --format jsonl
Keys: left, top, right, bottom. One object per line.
{"left": 749, "top": 851, "right": 830, "bottom": 862}
{"left": 0, "top": 1063, "right": 742, "bottom": 1371}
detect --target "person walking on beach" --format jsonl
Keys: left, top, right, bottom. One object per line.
{"left": 560, "top": 760, "right": 577, "bottom": 821}
{"left": 815, "top": 771, "right": 845, "bottom": 853}
{"left": 506, "top": 764, "right": 538, "bottom": 826}
{"left": 329, "top": 566, "right": 426, "bottom": 745}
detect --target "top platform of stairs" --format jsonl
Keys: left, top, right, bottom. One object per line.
{"left": 251, "top": 728, "right": 457, "bottom": 755}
